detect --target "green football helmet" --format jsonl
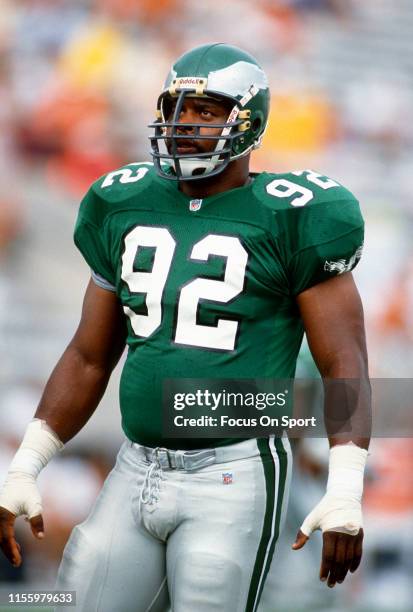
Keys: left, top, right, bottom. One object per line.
{"left": 149, "top": 43, "right": 270, "bottom": 181}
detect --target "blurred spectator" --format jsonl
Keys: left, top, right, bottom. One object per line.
{"left": 357, "top": 439, "right": 413, "bottom": 610}
{"left": 290, "top": 0, "right": 350, "bottom": 16}
{"left": 0, "top": 199, "right": 24, "bottom": 260}
{"left": 341, "top": 76, "right": 413, "bottom": 152}
{"left": 262, "top": 90, "right": 337, "bottom": 152}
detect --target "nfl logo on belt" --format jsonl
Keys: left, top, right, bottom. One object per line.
{"left": 189, "top": 199, "right": 203, "bottom": 212}
{"left": 222, "top": 472, "right": 233, "bottom": 485}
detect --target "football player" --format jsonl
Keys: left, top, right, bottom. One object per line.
{"left": 0, "top": 43, "right": 370, "bottom": 611}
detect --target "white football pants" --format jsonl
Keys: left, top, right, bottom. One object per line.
{"left": 55, "top": 436, "right": 291, "bottom": 612}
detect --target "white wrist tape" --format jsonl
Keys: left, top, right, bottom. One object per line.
{"left": 300, "top": 443, "right": 368, "bottom": 537}
{"left": 0, "top": 419, "right": 63, "bottom": 518}
{"left": 8, "top": 419, "right": 64, "bottom": 478}
{"left": 327, "top": 443, "right": 367, "bottom": 498}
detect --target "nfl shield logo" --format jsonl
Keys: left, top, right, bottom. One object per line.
{"left": 189, "top": 199, "right": 203, "bottom": 212}
{"left": 222, "top": 472, "right": 233, "bottom": 485}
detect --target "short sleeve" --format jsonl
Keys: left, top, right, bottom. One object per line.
{"left": 284, "top": 198, "right": 364, "bottom": 296}
{"left": 74, "top": 186, "right": 116, "bottom": 286}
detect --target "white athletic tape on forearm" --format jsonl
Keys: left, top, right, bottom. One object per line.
{"left": 300, "top": 443, "right": 368, "bottom": 537}
{"left": 8, "top": 419, "right": 63, "bottom": 478}
{"left": 0, "top": 419, "right": 63, "bottom": 518}
{"left": 327, "top": 443, "right": 367, "bottom": 498}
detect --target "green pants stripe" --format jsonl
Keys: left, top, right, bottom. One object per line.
{"left": 245, "top": 436, "right": 289, "bottom": 612}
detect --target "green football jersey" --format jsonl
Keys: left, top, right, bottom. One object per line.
{"left": 74, "top": 163, "right": 364, "bottom": 449}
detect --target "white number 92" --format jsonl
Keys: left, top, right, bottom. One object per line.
{"left": 266, "top": 170, "right": 340, "bottom": 207}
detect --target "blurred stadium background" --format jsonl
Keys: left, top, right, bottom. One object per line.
{"left": 1, "top": 1, "right": 412, "bottom": 611}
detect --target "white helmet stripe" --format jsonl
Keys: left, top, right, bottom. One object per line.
{"left": 164, "top": 61, "right": 268, "bottom": 99}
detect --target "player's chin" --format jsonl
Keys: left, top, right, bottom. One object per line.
{"left": 176, "top": 146, "right": 200, "bottom": 155}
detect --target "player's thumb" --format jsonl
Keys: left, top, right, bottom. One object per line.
{"left": 29, "top": 514, "right": 45, "bottom": 539}
{"left": 292, "top": 529, "right": 309, "bottom": 550}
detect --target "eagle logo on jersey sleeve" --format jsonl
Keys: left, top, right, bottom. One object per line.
{"left": 324, "top": 244, "right": 363, "bottom": 274}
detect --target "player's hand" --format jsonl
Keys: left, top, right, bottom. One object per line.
{"left": 292, "top": 527, "right": 363, "bottom": 588}
{"left": 291, "top": 489, "right": 364, "bottom": 587}
{"left": 0, "top": 473, "right": 45, "bottom": 567}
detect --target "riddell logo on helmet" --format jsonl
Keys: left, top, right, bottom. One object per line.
{"left": 174, "top": 77, "right": 206, "bottom": 87}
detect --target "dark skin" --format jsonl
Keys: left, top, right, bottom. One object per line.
{"left": 166, "top": 96, "right": 251, "bottom": 198}
{"left": 293, "top": 273, "right": 370, "bottom": 588}
{"left": 0, "top": 98, "right": 370, "bottom": 588}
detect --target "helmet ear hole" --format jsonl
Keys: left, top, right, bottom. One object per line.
{"left": 252, "top": 117, "right": 262, "bottom": 133}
